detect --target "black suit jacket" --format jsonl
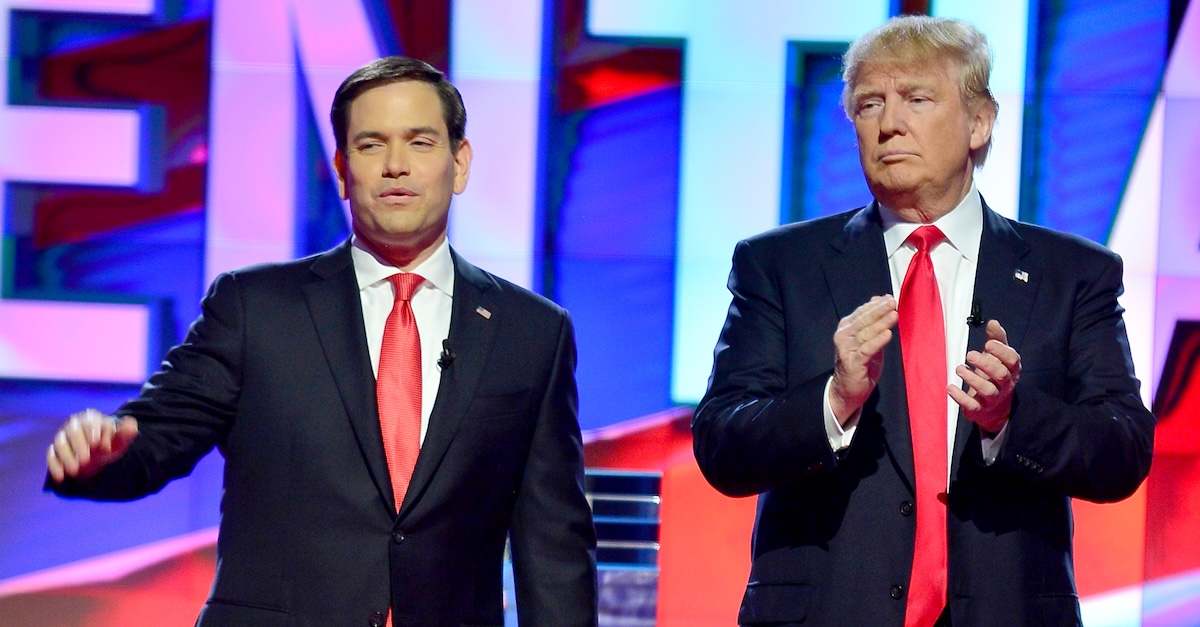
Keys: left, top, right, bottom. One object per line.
{"left": 692, "top": 200, "right": 1154, "bottom": 626}
{"left": 51, "top": 241, "right": 598, "bottom": 626}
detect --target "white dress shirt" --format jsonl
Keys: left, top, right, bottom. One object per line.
{"left": 825, "top": 184, "right": 1005, "bottom": 473}
{"left": 352, "top": 235, "right": 454, "bottom": 444}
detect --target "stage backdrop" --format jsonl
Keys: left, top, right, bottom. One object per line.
{"left": 2, "top": 0, "right": 1199, "bottom": 625}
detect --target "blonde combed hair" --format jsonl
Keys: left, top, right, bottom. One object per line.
{"left": 842, "top": 15, "right": 999, "bottom": 167}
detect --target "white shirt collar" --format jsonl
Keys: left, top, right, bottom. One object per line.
{"left": 350, "top": 235, "right": 456, "bottom": 297}
{"left": 879, "top": 182, "right": 983, "bottom": 261}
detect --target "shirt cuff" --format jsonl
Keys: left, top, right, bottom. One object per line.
{"left": 824, "top": 377, "right": 859, "bottom": 452}
{"left": 979, "top": 422, "right": 1009, "bottom": 464}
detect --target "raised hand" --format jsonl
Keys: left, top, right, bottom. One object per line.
{"left": 950, "top": 319, "right": 1021, "bottom": 434}
{"left": 47, "top": 409, "right": 139, "bottom": 483}
{"left": 830, "top": 295, "right": 899, "bottom": 423}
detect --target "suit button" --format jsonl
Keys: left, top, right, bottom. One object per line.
{"left": 368, "top": 611, "right": 385, "bottom": 627}
{"left": 890, "top": 584, "right": 904, "bottom": 600}
{"left": 900, "top": 501, "right": 914, "bottom": 516}
{"left": 392, "top": 531, "right": 405, "bottom": 544}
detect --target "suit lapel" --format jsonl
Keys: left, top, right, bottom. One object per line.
{"left": 826, "top": 204, "right": 918, "bottom": 489}
{"left": 827, "top": 205, "right": 893, "bottom": 320}
{"left": 398, "top": 249, "right": 500, "bottom": 519}
{"left": 950, "top": 200, "right": 1035, "bottom": 477}
{"left": 302, "top": 241, "right": 396, "bottom": 512}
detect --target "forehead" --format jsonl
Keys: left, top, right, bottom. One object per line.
{"left": 854, "top": 57, "right": 958, "bottom": 92}
{"left": 346, "top": 80, "right": 446, "bottom": 131}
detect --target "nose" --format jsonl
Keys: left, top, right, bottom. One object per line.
{"left": 383, "top": 148, "right": 409, "bottom": 178}
{"left": 878, "top": 98, "right": 907, "bottom": 137}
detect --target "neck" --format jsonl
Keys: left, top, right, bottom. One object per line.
{"left": 879, "top": 178, "right": 973, "bottom": 224}
{"left": 357, "top": 232, "right": 445, "bottom": 271}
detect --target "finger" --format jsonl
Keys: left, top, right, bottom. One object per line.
{"left": 965, "top": 350, "right": 1011, "bottom": 386}
{"left": 839, "top": 295, "right": 890, "bottom": 334}
{"left": 948, "top": 385, "right": 981, "bottom": 412}
{"left": 88, "top": 408, "right": 114, "bottom": 446}
{"left": 64, "top": 417, "right": 94, "bottom": 469}
{"left": 847, "top": 307, "right": 898, "bottom": 351}
{"left": 986, "top": 319, "right": 1008, "bottom": 344}
{"left": 53, "top": 430, "right": 79, "bottom": 476}
{"left": 860, "top": 294, "right": 897, "bottom": 325}
{"left": 984, "top": 339, "right": 1021, "bottom": 374}
{"left": 860, "top": 308, "right": 900, "bottom": 341}
{"left": 87, "top": 413, "right": 101, "bottom": 445}
{"left": 847, "top": 295, "right": 896, "bottom": 328}
{"left": 957, "top": 364, "right": 999, "bottom": 398}
{"left": 852, "top": 315, "right": 899, "bottom": 348}
{"left": 858, "top": 327, "right": 894, "bottom": 358}
{"left": 47, "top": 444, "right": 65, "bottom": 483}
{"left": 98, "top": 417, "right": 118, "bottom": 453}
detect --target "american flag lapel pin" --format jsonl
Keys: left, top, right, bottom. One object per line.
{"left": 476, "top": 306, "right": 492, "bottom": 319}
{"left": 1014, "top": 269, "right": 1029, "bottom": 283}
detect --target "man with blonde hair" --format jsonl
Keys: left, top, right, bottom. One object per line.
{"left": 693, "top": 15, "right": 1153, "bottom": 626}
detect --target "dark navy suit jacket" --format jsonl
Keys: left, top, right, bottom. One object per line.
{"left": 52, "top": 240, "right": 598, "bottom": 626}
{"left": 692, "top": 200, "right": 1154, "bottom": 626}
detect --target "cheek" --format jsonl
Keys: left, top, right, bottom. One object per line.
{"left": 853, "top": 134, "right": 872, "bottom": 160}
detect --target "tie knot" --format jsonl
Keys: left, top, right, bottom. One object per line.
{"left": 906, "top": 225, "right": 945, "bottom": 252}
{"left": 387, "top": 273, "right": 425, "bottom": 302}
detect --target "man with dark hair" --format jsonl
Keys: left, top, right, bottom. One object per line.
{"left": 46, "top": 56, "right": 598, "bottom": 626}
{"left": 330, "top": 56, "right": 467, "bottom": 153}
{"left": 692, "top": 16, "right": 1153, "bottom": 626}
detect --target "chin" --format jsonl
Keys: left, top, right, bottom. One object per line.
{"left": 870, "top": 179, "right": 917, "bottom": 196}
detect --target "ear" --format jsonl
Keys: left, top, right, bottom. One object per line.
{"left": 333, "top": 150, "right": 348, "bottom": 200}
{"left": 968, "top": 100, "right": 996, "bottom": 152}
{"left": 452, "top": 138, "right": 473, "bottom": 195}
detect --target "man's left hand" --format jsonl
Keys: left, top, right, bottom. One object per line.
{"left": 950, "top": 319, "right": 1021, "bottom": 434}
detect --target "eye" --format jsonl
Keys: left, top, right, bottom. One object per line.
{"left": 411, "top": 139, "right": 435, "bottom": 150}
{"left": 856, "top": 100, "right": 883, "bottom": 116}
{"left": 356, "top": 140, "right": 385, "bottom": 153}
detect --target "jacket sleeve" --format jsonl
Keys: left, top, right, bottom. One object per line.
{"left": 508, "top": 312, "right": 599, "bottom": 626}
{"left": 691, "top": 239, "right": 840, "bottom": 498}
{"left": 47, "top": 272, "right": 243, "bottom": 501}
{"left": 993, "top": 252, "right": 1155, "bottom": 503}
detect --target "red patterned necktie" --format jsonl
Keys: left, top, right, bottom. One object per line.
{"left": 899, "top": 225, "right": 948, "bottom": 627}
{"left": 377, "top": 272, "right": 425, "bottom": 512}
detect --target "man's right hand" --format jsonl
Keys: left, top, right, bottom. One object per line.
{"left": 47, "top": 409, "right": 139, "bottom": 483}
{"left": 829, "top": 295, "right": 899, "bottom": 423}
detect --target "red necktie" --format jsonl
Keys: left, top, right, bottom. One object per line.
{"left": 377, "top": 272, "right": 424, "bottom": 512}
{"left": 899, "top": 226, "right": 948, "bottom": 627}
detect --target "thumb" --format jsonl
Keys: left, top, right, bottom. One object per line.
{"left": 111, "top": 417, "right": 139, "bottom": 453}
{"left": 986, "top": 319, "right": 1008, "bottom": 344}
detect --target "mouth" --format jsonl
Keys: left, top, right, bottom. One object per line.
{"left": 879, "top": 151, "right": 914, "bottom": 164}
{"left": 379, "top": 187, "right": 418, "bottom": 202}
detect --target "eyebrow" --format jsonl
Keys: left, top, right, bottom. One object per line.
{"left": 402, "top": 125, "right": 444, "bottom": 139}
{"left": 852, "top": 88, "right": 883, "bottom": 104}
{"left": 894, "top": 80, "right": 936, "bottom": 93}
{"left": 852, "top": 80, "right": 937, "bottom": 103}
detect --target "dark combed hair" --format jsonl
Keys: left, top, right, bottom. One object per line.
{"left": 330, "top": 56, "right": 467, "bottom": 153}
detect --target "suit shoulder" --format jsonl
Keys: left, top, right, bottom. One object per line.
{"left": 489, "top": 273, "right": 565, "bottom": 315}
{"left": 1009, "top": 220, "right": 1119, "bottom": 263}
{"left": 739, "top": 207, "right": 865, "bottom": 257}
{"left": 745, "top": 207, "right": 862, "bottom": 245}
{"left": 460, "top": 261, "right": 568, "bottom": 322}
{"left": 201, "top": 246, "right": 346, "bottom": 303}
{"left": 218, "top": 244, "right": 344, "bottom": 282}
